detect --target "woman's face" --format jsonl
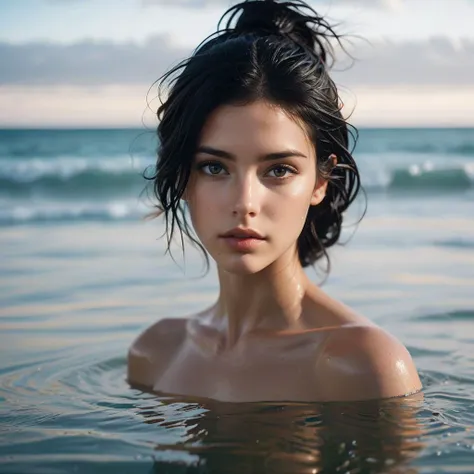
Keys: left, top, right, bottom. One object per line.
{"left": 186, "top": 100, "right": 326, "bottom": 275}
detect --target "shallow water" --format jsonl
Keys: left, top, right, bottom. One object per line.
{"left": 1, "top": 214, "right": 474, "bottom": 473}
{"left": 1, "top": 128, "right": 474, "bottom": 473}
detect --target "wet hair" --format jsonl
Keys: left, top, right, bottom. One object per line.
{"left": 147, "top": 0, "right": 362, "bottom": 275}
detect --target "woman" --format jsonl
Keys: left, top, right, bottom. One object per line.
{"left": 128, "top": 0, "right": 422, "bottom": 402}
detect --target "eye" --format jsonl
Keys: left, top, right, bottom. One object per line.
{"left": 197, "top": 161, "right": 226, "bottom": 176}
{"left": 267, "top": 164, "right": 297, "bottom": 179}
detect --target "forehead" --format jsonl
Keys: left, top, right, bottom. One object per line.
{"left": 198, "top": 101, "right": 313, "bottom": 154}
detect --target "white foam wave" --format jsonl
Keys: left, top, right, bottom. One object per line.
{"left": 0, "top": 200, "right": 150, "bottom": 224}
{"left": 0, "top": 156, "right": 154, "bottom": 182}
{"left": 358, "top": 158, "right": 474, "bottom": 190}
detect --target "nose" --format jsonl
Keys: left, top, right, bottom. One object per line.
{"left": 231, "top": 172, "right": 260, "bottom": 218}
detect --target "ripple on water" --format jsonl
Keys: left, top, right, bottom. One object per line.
{"left": 1, "top": 348, "right": 474, "bottom": 473}
{"left": 434, "top": 238, "right": 474, "bottom": 249}
{"left": 414, "top": 309, "right": 474, "bottom": 322}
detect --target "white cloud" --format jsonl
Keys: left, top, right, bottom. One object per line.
{"left": 332, "top": 36, "right": 474, "bottom": 87}
{"left": 2, "top": 29, "right": 474, "bottom": 127}
{"left": 5, "top": 0, "right": 473, "bottom": 47}
{"left": 1, "top": 36, "right": 473, "bottom": 87}
{"left": 0, "top": 35, "right": 188, "bottom": 86}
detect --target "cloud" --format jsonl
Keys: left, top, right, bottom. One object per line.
{"left": 331, "top": 36, "right": 474, "bottom": 87}
{"left": 0, "top": 35, "right": 188, "bottom": 86}
{"left": 1, "top": 36, "right": 473, "bottom": 88}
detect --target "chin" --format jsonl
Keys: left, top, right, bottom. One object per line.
{"left": 215, "top": 253, "right": 271, "bottom": 275}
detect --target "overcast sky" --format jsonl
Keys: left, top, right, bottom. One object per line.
{"left": 1, "top": 0, "right": 473, "bottom": 127}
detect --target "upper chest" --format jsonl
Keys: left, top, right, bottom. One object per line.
{"left": 153, "top": 330, "right": 332, "bottom": 402}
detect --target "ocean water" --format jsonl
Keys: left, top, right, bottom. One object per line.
{"left": 1, "top": 127, "right": 474, "bottom": 473}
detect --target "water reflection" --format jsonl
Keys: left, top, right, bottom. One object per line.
{"left": 136, "top": 392, "right": 425, "bottom": 473}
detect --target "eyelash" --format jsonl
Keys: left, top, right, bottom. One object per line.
{"left": 195, "top": 161, "right": 298, "bottom": 180}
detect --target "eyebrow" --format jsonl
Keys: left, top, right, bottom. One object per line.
{"left": 195, "top": 146, "right": 308, "bottom": 161}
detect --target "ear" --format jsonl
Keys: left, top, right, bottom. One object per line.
{"left": 310, "top": 178, "right": 329, "bottom": 206}
{"left": 310, "top": 154, "right": 337, "bottom": 206}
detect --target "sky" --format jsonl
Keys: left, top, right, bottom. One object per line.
{"left": 1, "top": 0, "right": 473, "bottom": 127}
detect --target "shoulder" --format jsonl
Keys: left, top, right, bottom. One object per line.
{"left": 127, "top": 317, "right": 187, "bottom": 389}
{"left": 315, "top": 324, "right": 422, "bottom": 402}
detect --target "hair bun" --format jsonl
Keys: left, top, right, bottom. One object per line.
{"left": 220, "top": 0, "right": 339, "bottom": 65}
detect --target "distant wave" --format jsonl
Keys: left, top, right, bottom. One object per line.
{"left": 0, "top": 157, "right": 154, "bottom": 199}
{"left": 356, "top": 128, "right": 474, "bottom": 156}
{"left": 0, "top": 157, "right": 474, "bottom": 201}
{"left": 383, "top": 143, "right": 474, "bottom": 156}
{"left": 1, "top": 163, "right": 473, "bottom": 224}
{"left": 414, "top": 309, "right": 474, "bottom": 321}
{"left": 0, "top": 201, "right": 147, "bottom": 225}
{"left": 386, "top": 165, "right": 474, "bottom": 192}
{"left": 0, "top": 169, "right": 148, "bottom": 199}
{"left": 0, "top": 156, "right": 151, "bottom": 180}
{"left": 358, "top": 162, "right": 474, "bottom": 193}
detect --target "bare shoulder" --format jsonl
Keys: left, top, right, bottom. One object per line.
{"left": 315, "top": 324, "right": 422, "bottom": 402}
{"left": 127, "top": 317, "right": 188, "bottom": 389}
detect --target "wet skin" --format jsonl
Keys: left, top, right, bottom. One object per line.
{"left": 128, "top": 100, "right": 422, "bottom": 402}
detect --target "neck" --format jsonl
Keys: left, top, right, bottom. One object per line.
{"left": 211, "top": 247, "right": 311, "bottom": 348}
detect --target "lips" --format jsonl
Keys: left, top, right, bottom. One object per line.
{"left": 220, "top": 228, "right": 266, "bottom": 252}
{"left": 220, "top": 228, "right": 265, "bottom": 239}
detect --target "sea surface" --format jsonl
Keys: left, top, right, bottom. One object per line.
{"left": 1, "top": 127, "right": 474, "bottom": 473}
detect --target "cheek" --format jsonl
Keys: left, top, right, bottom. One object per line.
{"left": 194, "top": 181, "right": 219, "bottom": 207}
{"left": 288, "top": 173, "right": 317, "bottom": 199}
{"left": 187, "top": 181, "right": 219, "bottom": 229}
{"left": 267, "top": 178, "right": 315, "bottom": 219}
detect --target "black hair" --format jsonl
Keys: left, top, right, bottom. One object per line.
{"left": 146, "top": 0, "right": 363, "bottom": 275}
